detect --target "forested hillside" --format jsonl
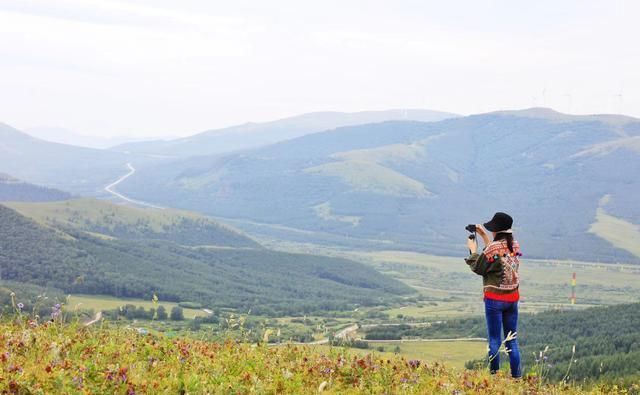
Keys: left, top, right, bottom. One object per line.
{"left": 364, "top": 303, "right": 640, "bottom": 383}
{"left": 5, "top": 199, "right": 260, "bottom": 248}
{"left": 0, "top": 173, "right": 72, "bottom": 202}
{"left": 0, "top": 204, "right": 412, "bottom": 315}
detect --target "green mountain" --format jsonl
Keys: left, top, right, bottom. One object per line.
{"left": 111, "top": 109, "right": 458, "bottom": 158}
{"left": 4, "top": 199, "right": 260, "bottom": 248}
{"left": 115, "top": 108, "right": 640, "bottom": 262}
{"left": 0, "top": 173, "right": 73, "bottom": 202}
{"left": 0, "top": 202, "right": 412, "bottom": 315}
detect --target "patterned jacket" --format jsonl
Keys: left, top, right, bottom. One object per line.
{"left": 465, "top": 239, "right": 521, "bottom": 301}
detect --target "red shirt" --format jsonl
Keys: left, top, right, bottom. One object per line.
{"left": 484, "top": 290, "right": 520, "bottom": 302}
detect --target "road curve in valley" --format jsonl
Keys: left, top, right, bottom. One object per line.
{"left": 104, "top": 163, "right": 165, "bottom": 209}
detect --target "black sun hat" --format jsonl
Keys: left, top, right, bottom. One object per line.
{"left": 483, "top": 212, "right": 513, "bottom": 232}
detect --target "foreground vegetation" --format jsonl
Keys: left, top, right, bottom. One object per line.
{"left": 2, "top": 319, "right": 637, "bottom": 394}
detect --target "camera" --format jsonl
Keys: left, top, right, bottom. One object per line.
{"left": 465, "top": 224, "right": 476, "bottom": 240}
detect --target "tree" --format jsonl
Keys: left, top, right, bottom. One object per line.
{"left": 156, "top": 305, "right": 168, "bottom": 320}
{"left": 170, "top": 306, "right": 184, "bottom": 321}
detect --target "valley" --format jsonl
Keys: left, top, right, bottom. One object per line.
{"left": 1, "top": 108, "right": 639, "bottom": 389}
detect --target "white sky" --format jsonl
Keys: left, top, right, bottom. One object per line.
{"left": 1, "top": 0, "right": 639, "bottom": 138}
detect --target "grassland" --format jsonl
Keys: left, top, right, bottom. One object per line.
{"left": 66, "top": 294, "right": 209, "bottom": 319}
{"left": 314, "top": 341, "right": 486, "bottom": 369}
{"left": 589, "top": 207, "right": 640, "bottom": 258}
{"left": 6, "top": 198, "right": 198, "bottom": 231}
{"left": 2, "top": 319, "right": 630, "bottom": 394}
{"left": 354, "top": 250, "right": 640, "bottom": 319}
{"left": 304, "top": 160, "right": 431, "bottom": 198}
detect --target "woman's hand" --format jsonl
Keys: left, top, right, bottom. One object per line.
{"left": 467, "top": 237, "right": 477, "bottom": 254}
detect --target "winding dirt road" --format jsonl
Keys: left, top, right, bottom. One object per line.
{"left": 104, "top": 163, "right": 165, "bottom": 209}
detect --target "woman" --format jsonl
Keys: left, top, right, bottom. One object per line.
{"left": 465, "top": 212, "right": 522, "bottom": 378}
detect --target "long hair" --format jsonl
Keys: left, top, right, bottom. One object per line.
{"left": 494, "top": 232, "right": 514, "bottom": 253}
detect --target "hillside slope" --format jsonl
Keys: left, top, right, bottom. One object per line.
{"left": 0, "top": 204, "right": 412, "bottom": 314}
{"left": 0, "top": 122, "right": 153, "bottom": 194}
{"left": 5, "top": 199, "right": 260, "bottom": 248}
{"left": 116, "top": 109, "right": 640, "bottom": 262}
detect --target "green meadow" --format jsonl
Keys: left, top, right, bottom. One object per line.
{"left": 66, "top": 294, "right": 209, "bottom": 319}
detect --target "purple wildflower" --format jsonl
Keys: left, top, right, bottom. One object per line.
{"left": 51, "top": 304, "right": 62, "bottom": 319}
{"left": 17, "top": 303, "right": 24, "bottom": 311}
{"left": 73, "top": 376, "right": 84, "bottom": 388}
{"left": 408, "top": 359, "right": 421, "bottom": 369}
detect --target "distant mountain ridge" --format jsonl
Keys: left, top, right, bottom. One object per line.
{"left": 0, "top": 110, "right": 456, "bottom": 194}
{"left": 0, "top": 122, "right": 153, "bottom": 194}
{"left": 2, "top": 108, "right": 639, "bottom": 262}
{"left": 111, "top": 109, "right": 458, "bottom": 158}
{"left": 23, "top": 126, "right": 172, "bottom": 149}
{"left": 114, "top": 108, "right": 640, "bottom": 262}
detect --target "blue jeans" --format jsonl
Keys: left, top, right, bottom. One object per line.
{"left": 484, "top": 299, "right": 522, "bottom": 378}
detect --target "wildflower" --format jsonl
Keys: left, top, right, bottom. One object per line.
{"left": 17, "top": 303, "right": 24, "bottom": 311}
{"left": 51, "top": 304, "right": 62, "bottom": 320}
{"left": 408, "top": 359, "right": 421, "bottom": 369}
{"left": 281, "top": 368, "right": 293, "bottom": 379}
{"left": 119, "top": 367, "right": 128, "bottom": 382}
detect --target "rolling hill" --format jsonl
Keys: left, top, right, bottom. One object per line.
{"left": 0, "top": 202, "right": 412, "bottom": 314}
{"left": 4, "top": 198, "right": 260, "bottom": 248}
{"left": 114, "top": 108, "right": 640, "bottom": 262}
{"left": 1, "top": 110, "right": 455, "bottom": 195}
{"left": 0, "top": 173, "right": 73, "bottom": 202}
{"left": 111, "top": 109, "right": 457, "bottom": 158}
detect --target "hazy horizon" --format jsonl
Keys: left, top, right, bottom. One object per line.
{"left": 1, "top": 0, "right": 639, "bottom": 138}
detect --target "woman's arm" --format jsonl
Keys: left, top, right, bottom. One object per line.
{"left": 476, "top": 223, "right": 491, "bottom": 246}
{"left": 465, "top": 250, "right": 491, "bottom": 276}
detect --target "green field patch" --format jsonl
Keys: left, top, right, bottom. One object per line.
{"left": 67, "top": 294, "right": 209, "bottom": 319}
{"left": 311, "top": 340, "right": 486, "bottom": 369}
{"left": 304, "top": 160, "right": 432, "bottom": 198}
